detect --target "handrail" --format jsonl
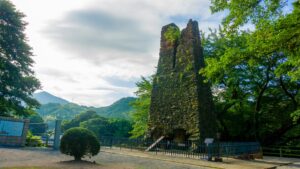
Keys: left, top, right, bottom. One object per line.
{"left": 145, "top": 136, "right": 165, "bottom": 151}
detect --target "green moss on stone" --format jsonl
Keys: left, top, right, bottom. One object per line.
{"left": 164, "top": 26, "right": 180, "bottom": 44}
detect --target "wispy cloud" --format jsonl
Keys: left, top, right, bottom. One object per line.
{"left": 43, "top": 9, "right": 157, "bottom": 65}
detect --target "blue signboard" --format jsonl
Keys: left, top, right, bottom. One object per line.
{"left": 0, "top": 120, "right": 24, "bottom": 136}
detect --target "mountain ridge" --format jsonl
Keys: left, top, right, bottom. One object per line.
{"left": 33, "top": 91, "right": 70, "bottom": 105}
{"left": 34, "top": 91, "right": 136, "bottom": 120}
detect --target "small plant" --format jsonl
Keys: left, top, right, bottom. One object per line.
{"left": 60, "top": 127, "right": 100, "bottom": 161}
{"left": 26, "top": 131, "right": 43, "bottom": 147}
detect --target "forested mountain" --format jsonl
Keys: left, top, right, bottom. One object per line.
{"left": 37, "top": 103, "right": 87, "bottom": 121}
{"left": 35, "top": 93, "right": 136, "bottom": 121}
{"left": 33, "top": 91, "right": 69, "bottom": 105}
{"left": 93, "top": 97, "right": 136, "bottom": 119}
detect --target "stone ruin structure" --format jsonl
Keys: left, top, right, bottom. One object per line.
{"left": 148, "top": 20, "right": 217, "bottom": 143}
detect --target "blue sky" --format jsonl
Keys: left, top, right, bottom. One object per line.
{"left": 11, "top": 0, "right": 225, "bottom": 106}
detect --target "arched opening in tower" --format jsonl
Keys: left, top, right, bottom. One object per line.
{"left": 168, "top": 128, "right": 190, "bottom": 143}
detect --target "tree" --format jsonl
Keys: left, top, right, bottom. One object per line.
{"left": 210, "top": 0, "right": 300, "bottom": 81}
{"left": 201, "top": 21, "right": 300, "bottom": 145}
{"left": 80, "top": 117, "right": 132, "bottom": 138}
{"left": 80, "top": 117, "right": 111, "bottom": 139}
{"left": 109, "top": 118, "right": 132, "bottom": 138}
{"left": 60, "top": 127, "right": 100, "bottom": 161}
{"left": 130, "top": 76, "right": 152, "bottom": 138}
{"left": 207, "top": 0, "right": 300, "bottom": 145}
{"left": 202, "top": 0, "right": 300, "bottom": 145}
{"left": 0, "top": 0, "right": 40, "bottom": 117}
{"left": 28, "top": 113, "right": 47, "bottom": 135}
{"left": 62, "top": 110, "right": 99, "bottom": 131}
{"left": 210, "top": 0, "right": 287, "bottom": 31}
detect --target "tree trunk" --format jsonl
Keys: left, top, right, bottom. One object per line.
{"left": 279, "top": 76, "right": 298, "bottom": 110}
{"left": 254, "top": 81, "right": 268, "bottom": 140}
{"left": 262, "top": 119, "right": 300, "bottom": 145}
{"left": 254, "top": 65, "right": 271, "bottom": 140}
{"left": 218, "top": 102, "right": 236, "bottom": 141}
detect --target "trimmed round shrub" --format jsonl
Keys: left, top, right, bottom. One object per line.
{"left": 60, "top": 127, "right": 100, "bottom": 161}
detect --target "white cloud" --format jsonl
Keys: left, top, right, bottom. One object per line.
{"left": 11, "top": 0, "right": 223, "bottom": 106}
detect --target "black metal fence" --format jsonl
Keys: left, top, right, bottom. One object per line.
{"left": 100, "top": 136, "right": 261, "bottom": 159}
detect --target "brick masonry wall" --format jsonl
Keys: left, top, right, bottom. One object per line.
{"left": 0, "top": 116, "right": 29, "bottom": 147}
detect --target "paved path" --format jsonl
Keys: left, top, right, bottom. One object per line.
{"left": 258, "top": 156, "right": 300, "bottom": 169}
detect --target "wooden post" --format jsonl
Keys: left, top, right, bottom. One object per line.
{"left": 53, "top": 120, "right": 61, "bottom": 150}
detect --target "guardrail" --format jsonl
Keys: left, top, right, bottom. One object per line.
{"left": 263, "top": 147, "right": 300, "bottom": 158}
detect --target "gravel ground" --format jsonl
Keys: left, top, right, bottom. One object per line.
{"left": 102, "top": 147, "right": 300, "bottom": 169}
{"left": 1, "top": 147, "right": 299, "bottom": 169}
{"left": 0, "top": 147, "right": 209, "bottom": 169}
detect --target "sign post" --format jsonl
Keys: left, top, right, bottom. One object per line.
{"left": 204, "top": 138, "right": 214, "bottom": 161}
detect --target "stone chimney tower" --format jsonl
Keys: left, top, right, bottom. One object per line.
{"left": 149, "top": 20, "right": 217, "bottom": 142}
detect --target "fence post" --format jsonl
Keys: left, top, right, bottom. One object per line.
{"left": 280, "top": 148, "right": 282, "bottom": 157}
{"left": 45, "top": 134, "right": 49, "bottom": 147}
{"left": 110, "top": 138, "right": 112, "bottom": 149}
{"left": 22, "top": 119, "right": 30, "bottom": 147}
{"left": 53, "top": 120, "right": 61, "bottom": 150}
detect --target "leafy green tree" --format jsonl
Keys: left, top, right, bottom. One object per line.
{"left": 80, "top": 118, "right": 132, "bottom": 138}
{"left": 28, "top": 113, "right": 47, "bottom": 135}
{"left": 201, "top": 25, "right": 299, "bottom": 145}
{"left": 109, "top": 118, "right": 132, "bottom": 138}
{"left": 80, "top": 117, "right": 111, "bottom": 139}
{"left": 210, "top": 0, "right": 287, "bottom": 31}
{"left": 60, "top": 127, "right": 100, "bottom": 161}
{"left": 0, "top": 0, "right": 40, "bottom": 117}
{"left": 29, "top": 113, "right": 44, "bottom": 123}
{"left": 207, "top": 0, "right": 300, "bottom": 145}
{"left": 210, "top": 0, "right": 300, "bottom": 81}
{"left": 130, "top": 76, "right": 152, "bottom": 138}
{"left": 62, "top": 110, "right": 99, "bottom": 131}
{"left": 63, "top": 109, "right": 133, "bottom": 138}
